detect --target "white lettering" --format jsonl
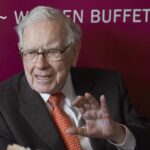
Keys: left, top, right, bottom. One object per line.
{"left": 133, "top": 9, "right": 141, "bottom": 23}
{"left": 12, "top": 8, "right": 150, "bottom": 24}
{"left": 14, "top": 10, "right": 29, "bottom": 24}
{"left": 73, "top": 10, "right": 83, "bottom": 23}
{"left": 123, "top": 9, "right": 131, "bottom": 23}
{"left": 143, "top": 9, "right": 150, "bottom": 23}
{"left": 113, "top": 9, "right": 122, "bottom": 23}
{"left": 0, "top": 16, "right": 7, "bottom": 20}
{"left": 63, "top": 10, "right": 72, "bottom": 18}
{"left": 91, "top": 9, "right": 100, "bottom": 23}
{"left": 63, "top": 9, "right": 83, "bottom": 23}
{"left": 102, "top": 9, "right": 112, "bottom": 23}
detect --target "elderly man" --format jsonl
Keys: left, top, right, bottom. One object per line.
{"left": 0, "top": 6, "right": 149, "bottom": 150}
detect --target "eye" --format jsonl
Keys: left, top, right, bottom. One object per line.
{"left": 23, "top": 51, "right": 37, "bottom": 57}
{"left": 29, "top": 51, "right": 36, "bottom": 54}
{"left": 47, "top": 49, "right": 59, "bottom": 54}
{"left": 45, "top": 50, "right": 60, "bottom": 59}
{"left": 48, "top": 49, "right": 59, "bottom": 53}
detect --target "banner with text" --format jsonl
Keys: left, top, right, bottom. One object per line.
{"left": 0, "top": 0, "right": 150, "bottom": 117}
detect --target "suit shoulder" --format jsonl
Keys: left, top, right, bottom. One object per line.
{"left": 71, "top": 67, "right": 120, "bottom": 79}
{"left": 0, "top": 72, "right": 25, "bottom": 101}
{"left": 71, "top": 67, "right": 126, "bottom": 92}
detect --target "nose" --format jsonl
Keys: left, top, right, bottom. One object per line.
{"left": 35, "top": 53, "right": 50, "bottom": 69}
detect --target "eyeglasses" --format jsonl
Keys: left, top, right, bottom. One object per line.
{"left": 20, "top": 44, "right": 71, "bottom": 62}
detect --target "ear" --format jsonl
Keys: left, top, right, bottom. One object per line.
{"left": 18, "top": 42, "right": 22, "bottom": 51}
{"left": 72, "top": 42, "right": 81, "bottom": 67}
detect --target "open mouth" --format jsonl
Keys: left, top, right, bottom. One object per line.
{"left": 35, "top": 75, "right": 53, "bottom": 82}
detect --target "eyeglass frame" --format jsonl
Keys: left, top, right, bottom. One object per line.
{"left": 19, "top": 43, "right": 72, "bottom": 62}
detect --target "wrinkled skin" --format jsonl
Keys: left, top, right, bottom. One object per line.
{"left": 67, "top": 93, "right": 126, "bottom": 144}
{"left": 21, "top": 19, "right": 80, "bottom": 94}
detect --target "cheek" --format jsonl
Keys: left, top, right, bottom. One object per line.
{"left": 23, "top": 62, "right": 34, "bottom": 83}
{"left": 54, "top": 63, "right": 71, "bottom": 84}
{"left": 65, "top": 51, "right": 76, "bottom": 67}
{"left": 55, "top": 65, "right": 68, "bottom": 81}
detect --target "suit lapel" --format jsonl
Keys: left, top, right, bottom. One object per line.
{"left": 71, "top": 68, "right": 106, "bottom": 150}
{"left": 71, "top": 67, "right": 93, "bottom": 95}
{"left": 19, "top": 76, "right": 66, "bottom": 150}
{"left": 71, "top": 67, "right": 102, "bottom": 99}
{"left": 18, "top": 68, "right": 108, "bottom": 150}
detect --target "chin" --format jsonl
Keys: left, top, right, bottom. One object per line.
{"left": 33, "top": 86, "right": 52, "bottom": 94}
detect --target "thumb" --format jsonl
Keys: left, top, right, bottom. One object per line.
{"left": 66, "top": 127, "right": 87, "bottom": 136}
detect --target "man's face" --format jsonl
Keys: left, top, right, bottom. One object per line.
{"left": 21, "top": 20, "right": 79, "bottom": 93}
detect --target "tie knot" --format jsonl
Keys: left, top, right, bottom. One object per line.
{"left": 48, "top": 92, "right": 64, "bottom": 108}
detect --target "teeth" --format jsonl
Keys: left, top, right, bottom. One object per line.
{"left": 36, "top": 75, "right": 50, "bottom": 80}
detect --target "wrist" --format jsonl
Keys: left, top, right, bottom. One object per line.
{"left": 109, "top": 123, "right": 126, "bottom": 144}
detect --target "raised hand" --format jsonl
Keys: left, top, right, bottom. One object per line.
{"left": 67, "top": 93, "right": 126, "bottom": 144}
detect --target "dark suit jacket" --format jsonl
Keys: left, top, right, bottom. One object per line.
{"left": 0, "top": 67, "right": 150, "bottom": 150}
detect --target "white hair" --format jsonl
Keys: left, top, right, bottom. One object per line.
{"left": 16, "top": 6, "right": 81, "bottom": 49}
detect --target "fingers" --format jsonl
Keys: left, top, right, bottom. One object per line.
{"left": 72, "top": 93, "right": 110, "bottom": 120}
{"left": 99, "top": 95, "right": 109, "bottom": 114}
{"left": 66, "top": 122, "right": 99, "bottom": 137}
{"left": 85, "top": 93, "right": 99, "bottom": 109}
{"left": 72, "top": 95, "right": 88, "bottom": 114}
{"left": 72, "top": 95, "right": 88, "bottom": 107}
{"left": 72, "top": 92, "right": 99, "bottom": 111}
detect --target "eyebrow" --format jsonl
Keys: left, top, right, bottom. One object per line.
{"left": 43, "top": 47, "right": 61, "bottom": 50}
{"left": 44, "top": 42, "right": 62, "bottom": 49}
{"left": 21, "top": 46, "right": 61, "bottom": 52}
{"left": 21, "top": 43, "right": 63, "bottom": 51}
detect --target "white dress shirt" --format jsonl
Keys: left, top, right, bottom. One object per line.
{"left": 40, "top": 73, "right": 136, "bottom": 150}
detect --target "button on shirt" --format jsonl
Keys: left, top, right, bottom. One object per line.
{"left": 40, "top": 73, "right": 136, "bottom": 150}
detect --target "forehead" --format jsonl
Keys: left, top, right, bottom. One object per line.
{"left": 22, "top": 20, "right": 68, "bottom": 49}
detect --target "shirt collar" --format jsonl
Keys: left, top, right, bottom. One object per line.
{"left": 40, "top": 73, "right": 76, "bottom": 106}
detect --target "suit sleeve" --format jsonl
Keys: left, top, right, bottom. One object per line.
{"left": 117, "top": 73, "right": 150, "bottom": 150}
{"left": 0, "top": 112, "right": 14, "bottom": 150}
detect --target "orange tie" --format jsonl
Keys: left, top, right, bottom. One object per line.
{"left": 48, "top": 93, "right": 81, "bottom": 150}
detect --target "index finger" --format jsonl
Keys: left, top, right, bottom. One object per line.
{"left": 99, "top": 95, "right": 109, "bottom": 113}
{"left": 72, "top": 95, "right": 88, "bottom": 107}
